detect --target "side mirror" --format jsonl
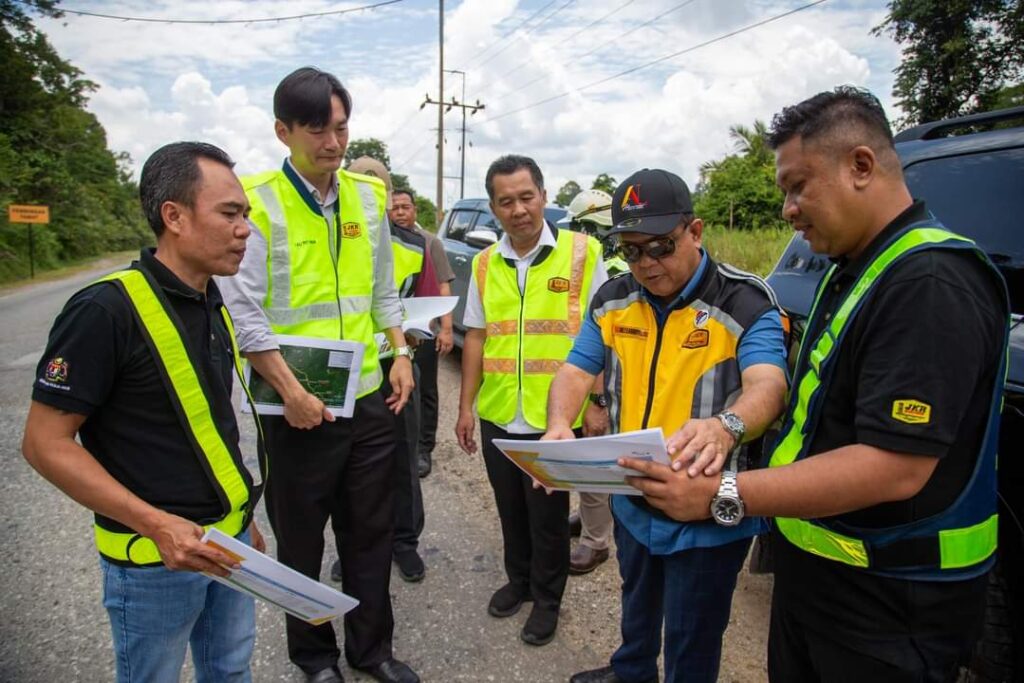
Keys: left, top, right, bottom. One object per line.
{"left": 465, "top": 229, "right": 499, "bottom": 248}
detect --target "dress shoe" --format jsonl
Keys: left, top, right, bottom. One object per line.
{"left": 417, "top": 454, "right": 431, "bottom": 478}
{"left": 394, "top": 549, "right": 425, "bottom": 582}
{"left": 569, "top": 666, "right": 657, "bottom": 683}
{"left": 354, "top": 657, "right": 420, "bottom": 683}
{"left": 568, "top": 512, "right": 582, "bottom": 537}
{"left": 330, "top": 558, "right": 342, "bottom": 582}
{"left": 487, "top": 582, "right": 531, "bottom": 617}
{"left": 569, "top": 544, "right": 610, "bottom": 575}
{"left": 306, "top": 665, "right": 344, "bottom": 683}
{"left": 520, "top": 604, "right": 559, "bottom": 646}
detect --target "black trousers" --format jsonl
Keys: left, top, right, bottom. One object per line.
{"left": 414, "top": 341, "right": 439, "bottom": 463}
{"left": 381, "top": 356, "right": 423, "bottom": 554}
{"left": 262, "top": 392, "right": 395, "bottom": 674}
{"left": 480, "top": 420, "right": 570, "bottom": 611}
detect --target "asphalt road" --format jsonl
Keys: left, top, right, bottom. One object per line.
{"left": 0, "top": 259, "right": 771, "bottom": 682}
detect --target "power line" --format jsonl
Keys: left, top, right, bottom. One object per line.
{"left": 474, "top": 0, "right": 577, "bottom": 70}
{"left": 55, "top": 0, "right": 406, "bottom": 25}
{"left": 490, "top": 0, "right": 698, "bottom": 106}
{"left": 481, "top": 0, "right": 828, "bottom": 124}
{"left": 459, "top": 0, "right": 559, "bottom": 69}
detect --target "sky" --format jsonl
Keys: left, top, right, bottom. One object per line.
{"left": 35, "top": 0, "right": 903, "bottom": 209}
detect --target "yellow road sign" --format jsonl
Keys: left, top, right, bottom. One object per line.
{"left": 8, "top": 204, "right": 50, "bottom": 224}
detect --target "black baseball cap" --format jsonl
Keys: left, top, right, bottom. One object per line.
{"left": 608, "top": 168, "right": 694, "bottom": 236}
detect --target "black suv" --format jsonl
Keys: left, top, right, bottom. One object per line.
{"left": 766, "top": 106, "right": 1024, "bottom": 682}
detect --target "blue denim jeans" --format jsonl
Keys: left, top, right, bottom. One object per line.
{"left": 610, "top": 521, "right": 752, "bottom": 683}
{"left": 100, "top": 530, "right": 255, "bottom": 683}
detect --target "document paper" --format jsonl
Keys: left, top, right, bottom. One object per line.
{"left": 492, "top": 428, "right": 671, "bottom": 495}
{"left": 243, "top": 335, "right": 365, "bottom": 418}
{"left": 201, "top": 527, "right": 359, "bottom": 625}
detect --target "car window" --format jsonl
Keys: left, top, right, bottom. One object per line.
{"left": 475, "top": 211, "right": 504, "bottom": 239}
{"left": 443, "top": 209, "right": 478, "bottom": 243}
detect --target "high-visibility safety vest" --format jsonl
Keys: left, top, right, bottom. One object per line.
{"left": 474, "top": 228, "right": 603, "bottom": 429}
{"left": 243, "top": 162, "right": 388, "bottom": 398}
{"left": 769, "top": 224, "right": 1010, "bottom": 578}
{"left": 376, "top": 227, "right": 427, "bottom": 359}
{"left": 593, "top": 256, "right": 781, "bottom": 472}
{"left": 92, "top": 269, "right": 266, "bottom": 566}
{"left": 604, "top": 255, "right": 629, "bottom": 277}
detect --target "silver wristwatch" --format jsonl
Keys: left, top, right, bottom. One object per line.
{"left": 394, "top": 345, "right": 413, "bottom": 359}
{"left": 710, "top": 471, "right": 745, "bottom": 526}
{"left": 714, "top": 410, "right": 745, "bottom": 449}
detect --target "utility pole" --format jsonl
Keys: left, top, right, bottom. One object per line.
{"left": 422, "top": 82, "right": 485, "bottom": 201}
{"left": 436, "top": 0, "right": 444, "bottom": 226}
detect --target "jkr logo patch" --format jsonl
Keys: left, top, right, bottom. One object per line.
{"left": 891, "top": 399, "right": 932, "bottom": 425}
{"left": 682, "top": 329, "right": 709, "bottom": 349}
{"left": 45, "top": 357, "right": 68, "bottom": 383}
{"left": 341, "top": 222, "right": 362, "bottom": 239}
{"left": 547, "top": 277, "right": 570, "bottom": 293}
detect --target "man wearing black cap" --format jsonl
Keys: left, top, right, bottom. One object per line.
{"left": 544, "top": 168, "right": 788, "bottom": 683}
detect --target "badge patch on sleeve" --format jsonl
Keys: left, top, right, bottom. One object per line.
{"left": 891, "top": 399, "right": 931, "bottom": 425}
{"left": 44, "top": 357, "right": 68, "bottom": 383}
{"left": 547, "top": 277, "right": 570, "bottom": 293}
{"left": 341, "top": 222, "right": 362, "bottom": 239}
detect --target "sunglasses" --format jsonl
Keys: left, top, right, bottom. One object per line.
{"left": 617, "top": 222, "right": 690, "bottom": 264}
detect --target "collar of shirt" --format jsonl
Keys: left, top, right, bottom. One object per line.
{"left": 139, "top": 247, "right": 224, "bottom": 307}
{"left": 830, "top": 199, "right": 931, "bottom": 286}
{"left": 640, "top": 248, "right": 709, "bottom": 319}
{"left": 496, "top": 221, "right": 557, "bottom": 263}
{"left": 285, "top": 157, "right": 339, "bottom": 209}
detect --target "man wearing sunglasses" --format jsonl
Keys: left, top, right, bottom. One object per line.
{"left": 544, "top": 168, "right": 789, "bottom": 683}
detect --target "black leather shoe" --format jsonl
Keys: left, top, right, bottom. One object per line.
{"left": 568, "top": 512, "right": 582, "bottom": 537}
{"left": 569, "top": 666, "right": 657, "bottom": 683}
{"left": 394, "top": 549, "right": 425, "bottom": 582}
{"left": 487, "top": 582, "right": 531, "bottom": 617}
{"left": 330, "top": 558, "right": 342, "bottom": 582}
{"left": 354, "top": 657, "right": 420, "bottom": 683}
{"left": 417, "top": 454, "right": 431, "bottom": 478}
{"left": 306, "top": 665, "right": 344, "bottom": 683}
{"left": 521, "top": 604, "right": 559, "bottom": 646}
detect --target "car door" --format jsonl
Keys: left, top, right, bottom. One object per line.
{"left": 440, "top": 208, "right": 484, "bottom": 337}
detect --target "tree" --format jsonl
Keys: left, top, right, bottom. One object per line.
{"left": 591, "top": 173, "right": 617, "bottom": 195}
{"left": 555, "top": 180, "right": 581, "bottom": 207}
{"left": 414, "top": 195, "right": 438, "bottom": 233}
{"left": 873, "top": 0, "right": 1024, "bottom": 126}
{"left": 344, "top": 137, "right": 391, "bottom": 168}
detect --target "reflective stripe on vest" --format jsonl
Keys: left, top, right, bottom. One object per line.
{"left": 244, "top": 169, "right": 386, "bottom": 397}
{"left": 769, "top": 226, "right": 1006, "bottom": 572}
{"left": 475, "top": 230, "right": 600, "bottom": 428}
{"left": 92, "top": 270, "right": 260, "bottom": 565}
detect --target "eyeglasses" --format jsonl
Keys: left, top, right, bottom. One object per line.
{"left": 617, "top": 223, "right": 689, "bottom": 263}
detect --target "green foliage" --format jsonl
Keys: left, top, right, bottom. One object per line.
{"left": 555, "top": 180, "right": 581, "bottom": 207}
{"left": 0, "top": 1, "right": 148, "bottom": 283}
{"left": 344, "top": 137, "right": 391, "bottom": 168}
{"left": 414, "top": 195, "right": 437, "bottom": 233}
{"left": 694, "top": 120, "right": 785, "bottom": 232}
{"left": 591, "top": 173, "right": 617, "bottom": 194}
{"left": 873, "top": 0, "right": 1024, "bottom": 126}
{"left": 701, "top": 225, "right": 793, "bottom": 277}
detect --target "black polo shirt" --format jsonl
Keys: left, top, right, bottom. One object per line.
{"left": 32, "top": 249, "right": 252, "bottom": 531}
{"left": 773, "top": 201, "right": 1006, "bottom": 638}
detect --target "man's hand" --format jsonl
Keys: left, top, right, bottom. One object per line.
{"left": 455, "top": 409, "right": 478, "bottom": 454}
{"left": 436, "top": 326, "right": 454, "bottom": 356}
{"left": 582, "top": 403, "right": 608, "bottom": 437}
{"left": 542, "top": 424, "right": 576, "bottom": 441}
{"left": 147, "top": 512, "right": 242, "bottom": 577}
{"left": 385, "top": 356, "right": 415, "bottom": 414}
{"left": 249, "top": 521, "right": 266, "bottom": 554}
{"left": 620, "top": 456, "right": 718, "bottom": 522}
{"left": 666, "top": 417, "right": 736, "bottom": 477}
{"left": 283, "top": 390, "right": 334, "bottom": 429}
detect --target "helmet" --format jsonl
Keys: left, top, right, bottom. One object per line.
{"left": 566, "top": 189, "right": 613, "bottom": 227}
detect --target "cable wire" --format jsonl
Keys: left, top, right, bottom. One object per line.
{"left": 459, "top": 0, "right": 559, "bottom": 69}
{"left": 55, "top": 0, "right": 406, "bottom": 25}
{"left": 481, "top": 0, "right": 828, "bottom": 123}
{"left": 474, "top": 0, "right": 577, "bottom": 70}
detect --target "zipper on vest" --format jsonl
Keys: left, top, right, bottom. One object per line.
{"left": 640, "top": 321, "right": 665, "bottom": 429}
{"left": 517, "top": 268, "right": 527, "bottom": 399}
{"left": 325, "top": 212, "right": 344, "bottom": 339}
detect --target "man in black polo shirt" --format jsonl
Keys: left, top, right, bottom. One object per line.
{"left": 619, "top": 87, "right": 1009, "bottom": 681}
{"left": 21, "top": 141, "right": 265, "bottom": 682}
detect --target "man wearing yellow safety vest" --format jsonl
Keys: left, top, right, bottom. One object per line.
{"left": 619, "top": 88, "right": 1011, "bottom": 681}
{"left": 22, "top": 142, "right": 265, "bottom": 682}
{"left": 455, "top": 155, "right": 608, "bottom": 647}
{"left": 218, "top": 68, "right": 418, "bottom": 683}
{"left": 546, "top": 168, "right": 789, "bottom": 683}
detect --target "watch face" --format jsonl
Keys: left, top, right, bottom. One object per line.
{"left": 712, "top": 497, "right": 744, "bottom": 526}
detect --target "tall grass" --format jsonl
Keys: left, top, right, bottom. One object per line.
{"left": 701, "top": 225, "right": 794, "bottom": 277}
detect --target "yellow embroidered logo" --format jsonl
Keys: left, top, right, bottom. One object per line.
{"left": 547, "top": 277, "right": 570, "bottom": 293}
{"left": 682, "top": 329, "right": 709, "bottom": 349}
{"left": 341, "top": 222, "right": 362, "bottom": 239}
{"left": 613, "top": 325, "right": 648, "bottom": 339}
{"left": 891, "top": 399, "right": 932, "bottom": 424}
